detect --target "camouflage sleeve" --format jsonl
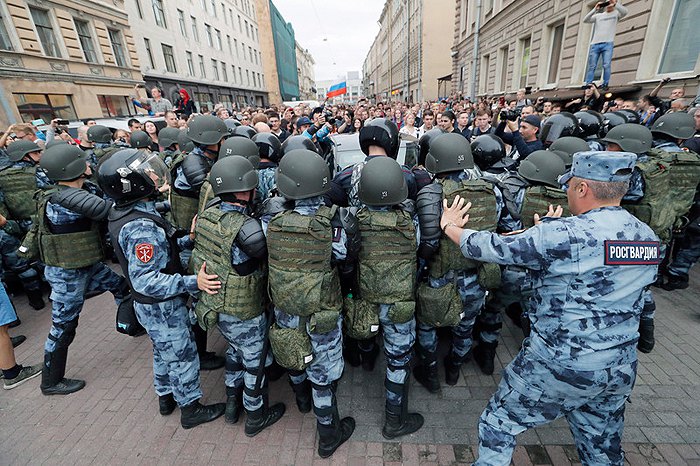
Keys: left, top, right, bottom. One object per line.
{"left": 119, "top": 218, "right": 199, "bottom": 299}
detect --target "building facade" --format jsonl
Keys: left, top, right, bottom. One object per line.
{"left": 268, "top": 1, "right": 298, "bottom": 102}
{"left": 0, "top": 0, "right": 142, "bottom": 125}
{"left": 296, "top": 41, "right": 315, "bottom": 100}
{"left": 255, "top": 0, "right": 281, "bottom": 105}
{"left": 452, "top": 0, "right": 700, "bottom": 101}
{"left": 126, "top": 0, "right": 267, "bottom": 111}
{"left": 363, "top": 0, "right": 456, "bottom": 103}
{"left": 316, "top": 71, "right": 363, "bottom": 105}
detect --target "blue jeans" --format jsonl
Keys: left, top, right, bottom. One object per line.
{"left": 585, "top": 42, "right": 614, "bottom": 86}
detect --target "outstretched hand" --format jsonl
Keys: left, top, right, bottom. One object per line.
{"left": 440, "top": 195, "right": 472, "bottom": 230}
{"left": 533, "top": 204, "right": 563, "bottom": 225}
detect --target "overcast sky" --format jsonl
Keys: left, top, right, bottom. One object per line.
{"left": 271, "top": 1, "right": 384, "bottom": 83}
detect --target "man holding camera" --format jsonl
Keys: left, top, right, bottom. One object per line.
{"left": 494, "top": 111, "right": 543, "bottom": 161}
{"left": 583, "top": 0, "right": 628, "bottom": 90}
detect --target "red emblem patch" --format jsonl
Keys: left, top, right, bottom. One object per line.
{"left": 135, "top": 243, "right": 154, "bottom": 263}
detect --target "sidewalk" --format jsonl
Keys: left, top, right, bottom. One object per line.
{"left": 2, "top": 269, "right": 700, "bottom": 465}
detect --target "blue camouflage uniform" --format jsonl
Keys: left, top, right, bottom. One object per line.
{"left": 461, "top": 152, "right": 659, "bottom": 465}
{"left": 174, "top": 147, "right": 215, "bottom": 192}
{"left": 262, "top": 196, "right": 345, "bottom": 426}
{"left": 117, "top": 200, "right": 203, "bottom": 407}
{"left": 257, "top": 161, "right": 277, "bottom": 201}
{"left": 0, "top": 229, "right": 42, "bottom": 293}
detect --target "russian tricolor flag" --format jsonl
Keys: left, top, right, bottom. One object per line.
{"left": 326, "top": 81, "right": 347, "bottom": 98}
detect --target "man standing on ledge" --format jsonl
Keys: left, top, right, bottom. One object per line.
{"left": 440, "top": 151, "right": 659, "bottom": 465}
{"left": 583, "top": 0, "right": 628, "bottom": 90}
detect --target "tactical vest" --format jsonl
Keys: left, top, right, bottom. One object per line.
{"left": 357, "top": 209, "right": 416, "bottom": 303}
{"left": 108, "top": 208, "right": 185, "bottom": 304}
{"left": 0, "top": 165, "right": 37, "bottom": 220}
{"left": 429, "top": 178, "right": 498, "bottom": 278}
{"left": 198, "top": 179, "right": 215, "bottom": 214}
{"left": 520, "top": 186, "right": 570, "bottom": 228}
{"left": 648, "top": 148, "right": 700, "bottom": 222}
{"left": 169, "top": 153, "right": 200, "bottom": 230}
{"left": 37, "top": 186, "right": 104, "bottom": 269}
{"left": 192, "top": 207, "right": 266, "bottom": 325}
{"left": 266, "top": 205, "right": 342, "bottom": 317}
{"left": 622, "top": 158, "right": 674, "bottom": 242}
{"left": 92, "top": 146, "right": 120, "bottom": 163}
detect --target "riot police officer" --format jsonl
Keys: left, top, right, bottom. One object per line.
{"left": 192, "top": 156, "right": 285, "bottom": 435}
{"left": 252, "top": 132, "right": 282, "bottom": 200}
{"left": 539, "top": 112, "right": 582, "bottom": 148}
{"left": 130, "top": 130, "right": 152, "bottom": 150}
{"left": 99, "top": 148, "right": 226, "bottom": 428}
{"left": 86, "top": 125, "right": 120, "bottom": 167}
{"left": 549, "top": 136, "right": 591, "bottom": 168}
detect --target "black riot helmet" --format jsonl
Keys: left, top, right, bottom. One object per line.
{"left": 209, "top": 155, "right": 258, "bottom": 196}
{"left": 87, "top": 125, "right": 113, "bottom": 144}
{"left": 517, "top": 150, "right": 567, "bottom": 188}
{"left": 187, "top": 114, "right": 228, "bottom": 146}
{"left": 232, "top": 125, "right": 257, "bottom": 139}
{"left": 7, "top": 139, "right": 42, "bottom": 162}
{"left": 130, "top": 130, "right": 152, "bottom": 149}
{"left": 40, "top": 144, "right": 88, "bottom": 181}
{"left": 616, "top": 109, "right": 641, "bottom": 124}
{"left": 158, "top": 127, "right": 181, "bottom": 149}
{"left": 539, "top": 112, "right": 582, "bottom": 146}
{"left": 426, "top": 133, "right": 475, "bottom": 174}
{"left": 281, "top": 135, "right": 318, "bottom": 156}
{"left": 252, "top": 132, "right": 283, "bottom": 163}
{"left": 218, "top": 137, "right": 260, "bottom": 167}
{"left": 417, "top": 128, "right": 445, "bottom": 166}
{"left": 358, "top": 156, "right": 408, "bottom": 206}
{"left": 276, "top": 149, "right": 330, "bottom": 200}
{"left": 97, "top": 149, "right": 171, "bottom": 206}
{"left": 574, "top": 111, "right": 602, "bottom": 138}
{"left": 359, "top": 118, "right": 400, "bottom": 158}
{"left": 601, "top": 112, "right": 627, "bottom": 136}
{"left": 470, "top": 134, "right": 506, "bottom": 170}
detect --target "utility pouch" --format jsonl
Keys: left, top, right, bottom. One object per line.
{"left": 269, "top": 322, "right": 314, "bottom": 371}
{"left": 478, "top": 263, "right": 502, "bottom": 290}
{"left": 343, "top": 298, "right": 380, "bottom": 340}
{"left": 387, "top": 300, "right": 415, "bottom": 324}
{"left": 309, "top": 310, "right": 339, "bottom": 334}
{"left": 416, "top": 281, "right": 463, "bottom": 328}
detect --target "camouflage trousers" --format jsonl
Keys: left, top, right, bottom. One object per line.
{"left": 135, "top": 297, "right": 203, "bottom": 407}
{"left": 217, "top": 312, "right": 267, "bottom": 411}
{"left": 641, "top": 244, "right": 665, "bottom": 320}
{"left": 277, "top": 308, "right": 344, "bottom": 425}
{"left": 379, "top": 304, "right": 416, "bottom": 407}
{"left": 417, "top": 271, "right": 485, "bottom": 360}
{"left": 478, "top": 266, "right": 529, "bottom": 344}
{"left": 0, "top": 229, "right": 41, "bottom": 291}
{"left": 44, "top": 263, "right": 126, "bottom": 354}
{"left": 475, "top": 346, "right": 636, "bottom": 466}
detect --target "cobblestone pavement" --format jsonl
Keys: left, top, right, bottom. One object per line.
{"left": 2, "top": 268, "right": 700, "bottom": 465}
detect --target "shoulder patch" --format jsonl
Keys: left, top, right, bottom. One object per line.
{"left": 604, "top": 241, "right": 661, "bottom": 265}
{"left": 135, "top": 243, "right": 155, "bottom": 263}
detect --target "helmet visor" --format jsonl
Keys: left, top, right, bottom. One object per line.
{"left": 128, "top": 151, "right": 171, "bottom": 193}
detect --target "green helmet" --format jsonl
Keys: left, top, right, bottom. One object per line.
{"left": 601, "top": 123, "right": 652, "bottom": 154}
{"left": 219, "top": 137, "right": 260, "bottom": 167}
{"left": 358, "top": 156, "right": 408, "bottom": 206}
{"left": 177, "top": 131, "right": 195, "bottom": 153}
{"left": 517, "top": 150, "right": 567, "bottom": 188}
{"left": 209, "top": 155, "right": 258, "bottom": 196}
{"left": 550, "top": 149, "right": 573, "bottom": 168}
{"left": 40, "top": 144, "right": 88, "bottom": 181}
{"left": 651, "top": 112, "right": 695, "bottom": 139}
{"left": 276, "top": 149, "right": 330, "bottom": 200}
{"left": 158, "top": 127, "right": 181, "bottom": 149}
{"left": 46, "top": 139, "right": 68, "bottom": 149}
{"left": 7, "top": 140, "right": 41, "bottom": 162}
{"left": 87, "top": 125, "right": 113, "bottom": 144}
{"left": 130, "top": 130, "right": 151, "bottom": 149}
{"left": 425, "top": 133, "right": 474, "bottom": 174}
{"left": 549, "top": 137, "right": 590, "bottom": 158}
{"left": 187, "top": 115, "right": 228, "bottom": 145}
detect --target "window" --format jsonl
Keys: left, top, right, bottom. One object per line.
{"left": 162, "top": 44, "right": 176, "bottom": 72}
{"left": 227, "top": 35, "right": 232, "bottom": 54}
{"left": 210, "top": 0, "right": 216, "bottom": 14}
{"left": 177, "top": 10, "right": 187, "bottom": 37}
{"left": 30, "top": 8, "right": 61, "bottom": 57}
{"left": 229, "top": 9, "right": 234, "bottom": 26}
{"left": 200, "top": 0, "right": 207, "bottom": 12}
{"left": 238, "top": 66, "right": 242, "bottom": 83}
{"left": 215, "top": 29, "right": 222, "bottom": 50}
{"left": 211, "top": 59, "right": 219, "bottom": 80}
{"left": 234, "top": 38, "right": 238, "bottom": 57}
{"left": 152, "top": 0, "right": 166, "bottom": 28}
{"left": 186, "top": 51, "right": 195, "bottom": 76}
{"left": 238, "top": 15, "right": 242, "bottom": 32}
{"left": 659, "top": 0, "right": 700, "bottom": 74}
{"left": 222, "top": 4, "right": 226, "bottom": 23}
{"left": 134, "top": 0, "right": 144, "bottom": 19}
{"left": 546, "top": 23, "right": 565, "bottom": 84}
{"left": 245, "top": 21, "right": 249, "bottom": 37}
{"left": 97, "top": 95, "right": 135, "bottom": 118}
{"left": 479, "top": 54, "right": 490, "bottom": 94}
{"left": 0, "top": 10, "right": 12, "bottom": 51}
{"left": 205, "top": 24, "right": 213, "bottom": 47}
{"left": 191, "top": 16, "right": 199, "bottom": 41}
{"left": 198, "top": 54, "right": 206, "bottom": 77}
{"left": 74, "top": 20, "right": 98, "bottom": 63}
{"left": 246, "top": 69, "right": 250, "bottom": 86}
{"left": 221, "top": 61, "right": 228, "bottom": 81}
{"left": 498, "top": 46, "right": 509, "bottom": 92}
{"left": 232, "top": 64, "right": 237, "bottom": 83}
{"left": 518, "top": 36, "right": 531, "bottom": 88}
{"left": 144, "top": 38, "right": 155, "bottom": 68}
{"left": 249, "top": 46, "right": 253, "bottom": 62}
{"left": 108, "top": 29, "right": 128, "bottom": 67}
{"left": 254, "top": 50, "right": 258, "bottom": 65}
{"left": 14, "top": 93, "right": 77, "bottom": 123}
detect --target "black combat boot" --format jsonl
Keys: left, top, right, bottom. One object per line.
{"left": 290, "top": 379, "right": 312, "bottom": 413}
{"left": 359, "top": 339, "right": 379, "bottom": 372}
{"left": 444, "top": 351, "right": 470, "bottom": 384}
{"left": 473, "top": 341, "right": 497, "bottom": 375}
{"left": 40, "top": 349, "right": 85, "bottom": 395}
{"left": 180, "top": 400, "right": 226, "bottom": 429}
{"left": 413, "top": 348, "right": 440, "bottom": 393}
{"left": 343, "top": 337, "right": 361, "bottom": 367}
{"left": 159, "top": 393, "right": 176, "bottom": 415}
{"left": 638, "top": 318, "right": 655, "bottom": 353}
{"left": 244, "top": 400, "right": 285, "bottom": 437}
{"left": 317, "top": 405, "right": 355, "bottom": 458}
{"left": 382, "top": 376, "right": 424, "bottom": 440}
{"left": 265, "top": 360, "right": 286, "bottom": 381}
{"left": 225, "top": 386, "right": 243, "bottom": 424}
{"left": 193, "top": 324, "right": 225, "bottom": 370}
{"left": 25, "top": 288, "right": 45, "bottom": 311}
{"left": 661, "top": 272, "right": 689, "bottom": 291}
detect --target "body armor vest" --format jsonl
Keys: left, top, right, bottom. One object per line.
{"left": 648, "top": 148, "right": 700, "bottom": 222}
{"left": 37, "top": 186, "right": 104, "bottom": 269}
{"left": 266, "top": 205, "right": 342, "bottom": 317}
{"left": 192, "top": 207, "right": 266, "bottom": 325}
{"left": 0, "top": 165, "right": 37, "bottom": 220}
{"left": 357, "top": 209, "right": 416, "bottom": 303}
{"left": 520, "top": 186, "right": 570, "bottom": 228}
{"left": 622, "top": 158, "right": 674, "bottom": 241}
{"left": 198, "top": 179, "right": 215, "bottom": 214}
{"left": 91, "top": 146, "right": 120, "bottom": 163}
{"left": 429, "top": 178, "right": 498, "bottom": 278}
